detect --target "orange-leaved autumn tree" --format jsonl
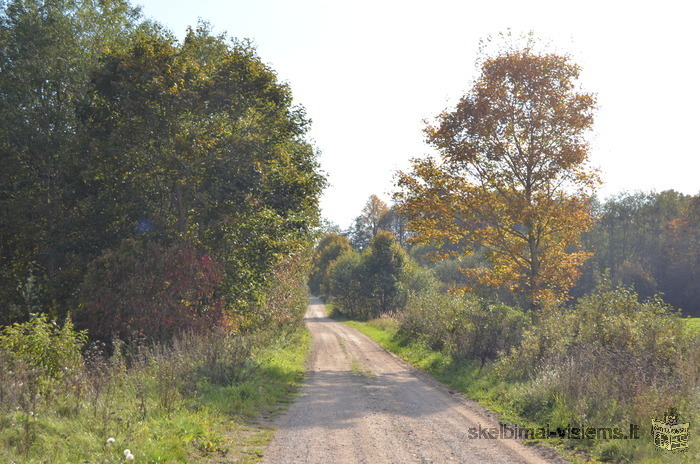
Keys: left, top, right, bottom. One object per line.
{"left": 395, "top": 41, "right": 599, "bottom": 309}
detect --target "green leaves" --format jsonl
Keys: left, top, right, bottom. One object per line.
{"left": 78, "top": 24, "right": 324, "bottom": 332}
{"left": 0, "top": 2, "right": 325, "bottom": 335}
{"left": 578, "top": 191, "right": 700, "bottom": 316}
{"left": 0, "top": 314, "right": 87, "bottom": 395}
{"left": 326, "top": 231, "right": 408, "bottom": 319}
{"left": 309, "top": 234, "right": 352, "bottom": 296}
{"left": 0, "top": 0, "right": 142, "bottom": 320}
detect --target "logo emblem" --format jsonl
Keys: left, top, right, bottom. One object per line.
{"left": 652, "top": 408, "right": 689, "bottom": 452}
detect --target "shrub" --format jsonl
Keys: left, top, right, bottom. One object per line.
{"left": 77, "top": 239, "right": 224, "bottom": 342}
{"left": 400, "top": 261, "right": 440, "bottom": 299}
{"left": 0, "top": 312, "right": 86, "bottom": 441}
{"left": 253, "top": 249, "right": 311, "bottom": 330}
{"left": 399, "top": 291, "right": 527, "bottom": 366}
{"left": 0, "top": 314, "right": 86, "bottom": 399}
{"left": 497, "top": 281, "right": 694, "bottom": 425}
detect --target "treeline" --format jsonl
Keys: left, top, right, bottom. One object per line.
{"left": 576, "top": 190, "right": 700, "bottom": 315}
{"left": 325, "top": 189, "right": 700, "bottom": 317}
{"left": 315, "top": 191, "right": 700, "bottom": 462}
{"left": 0, "top": 0, "right": 325, "bottom": 338}
{"left": 344, "top": 194, "right": 410, "bottom": 250}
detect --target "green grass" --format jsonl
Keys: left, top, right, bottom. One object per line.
{"left": 685, "top": 317, "right": 700, "bottom": 332}
{"left": 342, "top": 318, "right": 698, "bottom": 464}
{"left": 0, "top": 328, "right": 310, "bottom": 463}
{"left": 342, "top": 319, "right": 522, "bottom": 423}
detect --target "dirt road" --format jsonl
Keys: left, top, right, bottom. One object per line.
{"left": 263, "top": 298, "right": 566, "bottom": 464}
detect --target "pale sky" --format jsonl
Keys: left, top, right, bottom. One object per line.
{"left": 136, "top": 0, "right": 699, "bottom": 228}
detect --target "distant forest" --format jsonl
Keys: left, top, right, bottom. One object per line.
{"left": 342, "top": 191, "right": 700, "bottom": 316}
{"left": 576, "top": 190, "right": 700, "bottom": 315}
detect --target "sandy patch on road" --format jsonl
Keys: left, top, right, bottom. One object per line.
{"left": 263, "top": 299, "right": 567, "bottom": 464}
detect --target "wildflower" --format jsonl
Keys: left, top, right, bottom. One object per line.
{"left": 126, "top": 453, "right": 134, "bottom": 461}
{"left": 124, "top": 449, "right": 131, "bottom": 457}
{"left": 107, "top": 437, "right": 115, "bottom": 445}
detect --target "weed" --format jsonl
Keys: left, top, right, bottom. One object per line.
{"left": 0, "top": 321, "right": 311, "bottom": 462}
{"left": 344, "top": 300, "right": 700, "bottom": 464}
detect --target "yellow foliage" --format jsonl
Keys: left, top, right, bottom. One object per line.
{"left": 395, "top": 47, "right": 598, "bottom": 309}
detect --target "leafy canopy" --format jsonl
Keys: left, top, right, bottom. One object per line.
{"left": 396, "top": 39, "right": 598, "bottom": 308}
{"left": 0, "top": 1, "right": 325, "bottom": 335}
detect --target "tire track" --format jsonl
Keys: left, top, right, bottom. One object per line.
{"left": 263, "top": 298, "right": 566, "bottom": 464}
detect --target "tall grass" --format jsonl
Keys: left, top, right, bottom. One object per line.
{"left": 0, "top": 317, "right": 310, "bottom": 463}
{"left": 344, "top": 283, "right": 700, "bottom": 464}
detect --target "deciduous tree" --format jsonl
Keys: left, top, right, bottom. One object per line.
{"left": 396, "top": 41, "right": 598, "bottom": 309}
{"left": 309, "top": 234, "right": 352, "bottom": 296}
{"left": 327, "top": 231, "right": 407, "bottom": 319}
{"left": 0, "top": 0, "right": 141, "bottom": 322}
{"left": 0, "top": 3, "right": 325, "bottom": 333}
{"left": 363, "top": 231, "right": 408, "bottom": 315}
{"left": 348, "top": 195, "right": 389, "bottom": 250}
{"left": 80, "top": 23, "right": 325, "bottom": 327}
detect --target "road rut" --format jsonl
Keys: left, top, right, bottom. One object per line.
{"left": 263, "top": 298, "right": 566, "bottom": 464}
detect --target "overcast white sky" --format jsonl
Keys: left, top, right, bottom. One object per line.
{"left": 137, "top": 0, "right": 699, "bottom": 228}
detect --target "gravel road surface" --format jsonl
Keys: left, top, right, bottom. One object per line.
{"left": 263, "top": 298, "right": 566, "bottom": 464}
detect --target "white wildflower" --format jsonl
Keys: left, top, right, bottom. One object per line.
{"left": 106, "top": 437, "right": 115, "bottom": 445}
{"left": 125, "top": 452, "right": 135, "bottom": 461}
{"left": 124, "top": 449, "right": 131, "bottom": 457}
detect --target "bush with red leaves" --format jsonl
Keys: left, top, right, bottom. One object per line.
{"left": 77, "top": 239, "right": 224, "bottom": 342}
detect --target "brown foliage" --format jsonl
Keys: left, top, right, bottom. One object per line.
{"left": 396, "top": 46, "right": 599, "bottom": 308}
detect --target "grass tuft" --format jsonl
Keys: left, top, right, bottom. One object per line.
{"left": 0, "top": 327, "right": 310, "bottom": 463}
{"left": 344, "top": 317, "right": 699, "bottom": 464}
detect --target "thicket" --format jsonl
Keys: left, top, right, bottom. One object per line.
{"left": 575, "top": 190, "right": 700, "bottom": 316}
{"left": 497, "top": 281, "right": 697, "bottom": 430}
{"left": 0, "top": 314, "right": 309, "bottom": 462}
{"left": 0, "top": 0, "right": 322, "bottom": 458}
{"left": 399, "top": 291, "right": 527, "bottom": 367}
{"left": 0, "top": 0, "right": 325, "bottom": 337}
